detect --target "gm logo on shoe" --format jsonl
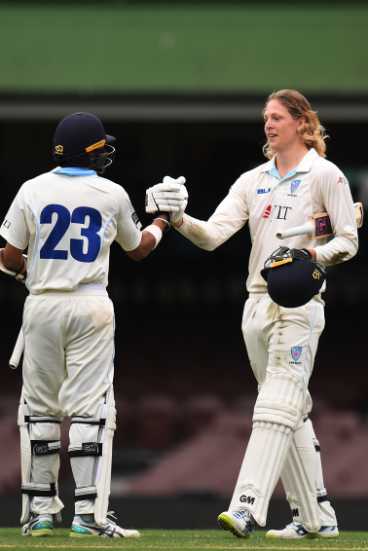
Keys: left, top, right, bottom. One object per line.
{"left": 239, "top": 495, "right": 255, "bottom": 505}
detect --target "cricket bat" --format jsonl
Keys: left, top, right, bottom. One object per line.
{"left": 9, "top": 328, "right": 24, "bottom": 369}
{"left": 276, "top": 202, "right": 363, "bottom": 240}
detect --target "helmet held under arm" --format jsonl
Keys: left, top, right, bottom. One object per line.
{"left": 261, "top": 246, "right": 326, "bottom": 308}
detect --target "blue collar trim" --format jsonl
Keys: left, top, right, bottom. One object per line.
{"left": 54, "top": 167, "right": 97, "bottom": 176}
{"left": 267, "top": 159, "right": 298, "bottom": 181}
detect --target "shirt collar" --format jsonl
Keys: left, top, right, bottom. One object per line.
{"left": 296, "top": 147, "right": 319, "bottom": 172}
{"left": 261, "top": 148, "right": 319, "bottom": 179}
{"left": 53, "top": 166, "right": 97, "bottom": 176}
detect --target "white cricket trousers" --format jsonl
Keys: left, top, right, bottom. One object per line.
{"left": 22, "top": 288, "right": 115, "bottom": 418}
{"left": 242, "top": 293, "right": 325, "bottom": 406}
{"left": 228, "top": 293, "right": 325, "bottom": 526}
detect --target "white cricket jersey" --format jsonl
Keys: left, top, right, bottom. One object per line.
{"left": 0, "top": 167, "right": 142, "bottom": 294}
{"left": 177, "top": 148, "right": 358, "bottom": 294}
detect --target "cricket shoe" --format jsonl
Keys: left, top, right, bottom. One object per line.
{"left": 22, "top": 513, "right": 53, "bottom": 537}
{"left": 217, "top": 510, "right": 255, "bottom": 538}
{"left": 266, "top": 521, "right": 339, "bottom": 539}
{"left": 70, "top": 511, "right": 141, "bottom": 538}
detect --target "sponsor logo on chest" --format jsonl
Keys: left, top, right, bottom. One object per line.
{"left": 262, "top": 204, "right": 292, "bottom": 220}
{"left": 257, "top": 187, "right": 271, "bottom": 195}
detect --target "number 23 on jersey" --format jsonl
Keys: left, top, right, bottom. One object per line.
{"left": 39, "top": 204, "right": 102, "bottom": 263}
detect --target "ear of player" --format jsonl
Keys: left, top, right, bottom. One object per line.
{"left": 261, "top": 247, "right": 326, "bottom": 308}
{"left": 145, "top": 175, "right": 188, "bottom": 225}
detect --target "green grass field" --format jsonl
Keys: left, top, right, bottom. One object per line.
{"left": 0, "top": 529, "right": 367, "bottom": 551}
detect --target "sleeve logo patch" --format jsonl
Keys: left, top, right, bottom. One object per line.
{"left": 131, "top": 211, "right": 142, "bottom": 229}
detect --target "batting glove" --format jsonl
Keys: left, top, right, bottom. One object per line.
{"left": 145, "top": 176, "right": 188, "bottom": 225}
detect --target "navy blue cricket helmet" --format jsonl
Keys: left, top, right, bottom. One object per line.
{"left": 261, "top": 247, "right": 326, "bottom": 308}
{"left": 52, "top": 112, "right": 116, "bottom": 174}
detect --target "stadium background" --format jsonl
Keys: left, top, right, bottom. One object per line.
{"left": 0, "top": 0, "right": 367, "bottom": 530}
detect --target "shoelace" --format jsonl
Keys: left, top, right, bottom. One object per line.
{"left": 101, "top": 511, "right": 119, "bottom": 536}
{"left": 292, "top": 523, "right": 308, "bottom": 536}
{"left": 106, "top": 511, "right": 118, "bottom": 524}
{"left": 233, "top": 511, "right": 249, "bottom": 520}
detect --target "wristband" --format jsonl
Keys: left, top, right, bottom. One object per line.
{"left": 144, "top": 224, "right": 163, "bottom": 249}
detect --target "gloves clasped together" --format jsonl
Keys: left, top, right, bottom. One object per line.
{"left": 146, "top": 176, "right": 188, "bottom": 226}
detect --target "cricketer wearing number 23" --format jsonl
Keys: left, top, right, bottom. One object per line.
{"left": 146, "top": 90, "right": 358, "bottom": 539}
{"left": 0, "top": 112, "right": 185, "bottom": 538}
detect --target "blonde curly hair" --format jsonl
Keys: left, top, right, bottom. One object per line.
{"left": 263, "top": 89, "right": 328, "bottom": 160}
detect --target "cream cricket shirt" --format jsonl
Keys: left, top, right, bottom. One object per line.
{"left": 177, "top": 148, "right": 358, "bottom": 294}
{"left": 0, "top": 167, "right": 142, "bottom": 294}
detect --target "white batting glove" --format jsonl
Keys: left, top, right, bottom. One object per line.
{"left": 145, "top": 176, "right": 188, "bottom": 225}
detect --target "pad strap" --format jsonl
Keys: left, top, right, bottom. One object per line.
{"left": 68, "top": 442, "right": 102, "bottom": 457}
{"left": 22, "top": 482, "right": 57, "bottom": 497}
{"left": 31, "top": 440, "right": 61, "bottom": 456}
{"left": 24, "top": 415, "right": 61, "bottom": 424}
{"left": 70, "top": 417, "right": 105, "bottom": 427}
{"left": 74, "top": 486, "right": 98, "bottom": 501}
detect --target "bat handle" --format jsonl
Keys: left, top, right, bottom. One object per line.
{"left": 9, "top": 329, "right": 24, "bottom": 370}
{"left": 276, "top": 224, "right": 313, "bottom": 240}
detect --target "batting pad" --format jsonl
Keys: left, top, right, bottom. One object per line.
{"left": 18, "top": 398, "right": 63, "bottom": 524}
{"left": 253, "top": 371, "right": 306, "bottom": 430}
{"left": 312, "top": 422, "right": 338, "bottom": 527}
{"left": 281, "top": 418, "right": 320, "bottom": 533}
{"left": 69, "top": 389, "right": 116, "bottom": 524}
{"left": 229, "top": 421, "right": 292, "bottom": 527}
{"left": 94, "top": 389, "right": 116, "bottom": 525}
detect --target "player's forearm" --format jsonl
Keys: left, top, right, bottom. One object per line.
{"left": 314, "top": 231, "right": 358, "bottom": 266}
{"left": 1, "top": 243, "right": 26, "bottom": 274}
{"left": 174, "top": 213, "right": 223, "bottom": 251}
{"left": 315, "top": 173, "right": 359, "bottom": 266}
{"left": 127, "top": 216, "right": 170, "bottom": 261}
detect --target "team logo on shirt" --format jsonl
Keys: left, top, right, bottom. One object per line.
{"left": 290, "top": 346, "right": 303, "bottom": 364}
{"left": 257, "top": 187, "right": 271, "bottom": 195}
{"left": 289, "top": 179, "right": 301, "bottom": 197}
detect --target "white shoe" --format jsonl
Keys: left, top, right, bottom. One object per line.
{"left": 316, "top": 525, "right": 339, "bottom": 538}
{"left": 217, "top": 510, "right": 255, "bottom": 538}
{"left": 70, "top": 512, "right": 140, "bottom": 538}
{"left": 266, "top": 521, "right": 339, "bottom": 539}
